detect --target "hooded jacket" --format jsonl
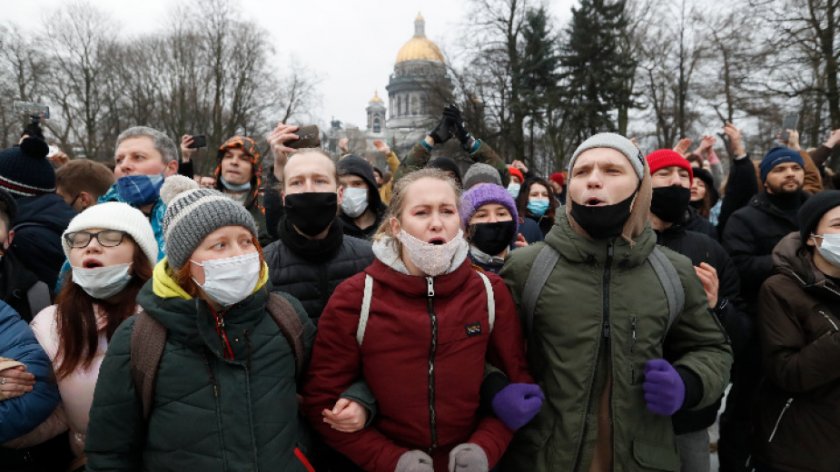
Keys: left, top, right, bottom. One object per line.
{"left": 337, "top": 155, "right": 386, "bottom": 240}
{"left": 84, "top": 259, "right": 314, "bottom": 472}
{"left": 501, "top": 188, "right": 732, "bottom": 471}
{"left": 213, "top": 137, "right": 271, "bottom": 246}
{"left": 302, "top": 236, "right": 532, "bottom": 472}
{"left": 752, "top": 233, "right": 840, "bottom": 471}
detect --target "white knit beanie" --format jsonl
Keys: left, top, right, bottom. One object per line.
{"left": 62, "top": 201, "right": 158, "bottom": 266}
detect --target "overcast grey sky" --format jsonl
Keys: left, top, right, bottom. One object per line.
{"left": 5, "top": 0, "right": 575, "bottom": 128}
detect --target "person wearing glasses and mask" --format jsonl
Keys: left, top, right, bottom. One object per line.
{"left": 5, "top": 202, "right": 156, "bottom": 472}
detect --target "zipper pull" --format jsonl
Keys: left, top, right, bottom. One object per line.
{"left": 630, "top": 316, "right": 637, "bottom": 352}
{"left": 426, "top": 277, "right": 435, "bottom": 297}
{"left": 603, "top": 320, "right": 611, "bottom": 338}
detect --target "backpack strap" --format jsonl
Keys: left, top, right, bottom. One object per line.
{"left": 475, "top": 271, "right": 495, "bottom": 332}
{"left": 26, "top": 281, "right": 51, "bottom": 316}
{"left": 521, "top": 244, "right": 560, "bottom": 336}
{"left": 130, "top": 310, "right": 167, "bottom": 421}
{"left": 647, "top": 246, "right": 685, "bottom": 332}
{"left": 266, "top": 292, "right": 306, "bottom": 381}
{"left": 356, "top": 274, "right": 374, "bottom": 346}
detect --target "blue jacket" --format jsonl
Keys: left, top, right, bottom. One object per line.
{"left": 0, "top": 300, "right": 60, "bottom": 442}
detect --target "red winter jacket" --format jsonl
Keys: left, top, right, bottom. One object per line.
{"left": 303, "top": 257, "right": 532, "bottom": 472}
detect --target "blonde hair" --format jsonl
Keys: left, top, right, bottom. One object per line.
{"left": 373, "top": 168, "right": 461, "bottom": 249}
{"left": 280, "top": 148, "right": 339, "bottom": 191}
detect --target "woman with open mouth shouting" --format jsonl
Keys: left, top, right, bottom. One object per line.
{"left": 6, "top": 202, "right": 156, "bottom": 472}
{"left": 303, "top": 168, "right": 542, "bottom": 472}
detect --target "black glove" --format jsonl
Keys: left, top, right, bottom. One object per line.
{"left": 446, "top": 105, "right": 475, "bottom": 151}
{"left": 429, "top": 110, "right": 454, "bottom": 145}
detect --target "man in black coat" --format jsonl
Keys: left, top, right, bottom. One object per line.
{"left": 646, "top": 149, "right": 745, "bottom": 472}
{"left": 264, "top": 123, "right": 373, "bottom": 324}
{"left": 719, "top": 146, "right": 808, "bottom": 471}
{"left": 0, "top": 137, "right": 75, "bottom": 290}
{"left": 0, "top": 189, "right": 47, "bottom": 322}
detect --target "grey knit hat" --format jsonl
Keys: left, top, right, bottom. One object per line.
{"left": 462, "top": 163, "right": 502, "bottom": 189}
{"left": 160, "top": 175, "right": 258, "bottom": 269}
{"left": 567, "top": 133, "right": 645, "bottom": 180}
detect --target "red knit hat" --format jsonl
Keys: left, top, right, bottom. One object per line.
{"left": 507, "top": 165, "right": 524, "bottom": 183}
{"left": 549, "top": 172, "right": 565, "bottom": 187}
{"left": 645, "top": 149, "right": 693, "bottom": 185}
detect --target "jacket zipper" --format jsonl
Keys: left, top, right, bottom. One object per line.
{"left": 572, "top": 243, "right": 613, "bottom": 471}
{"left": 425, "top": 276, "right": 439, "bottom": 454}
{"left": 819, "top": 310, "right": 839, "bottom": 331}
{"left": 630, "top": 316, "right": 637, "bottom": 382}
{"left": 767, "top": 397, "right": 793, "bottom": 443}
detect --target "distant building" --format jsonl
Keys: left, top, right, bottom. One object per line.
{"left": 332, "top": 13, "right": 454, "bottom": 165}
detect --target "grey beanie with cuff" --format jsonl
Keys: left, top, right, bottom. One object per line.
{"left": 567, "top": 133, "right": 645, "bottom": 180}
{"left": 160, "top": 175, "right": 258, "bottom": 270}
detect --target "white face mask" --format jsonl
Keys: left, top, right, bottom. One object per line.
{"left": 507, "top": 182, "right": 521, "bottom": 199}
{"left": 396, "top": 229, "right": 467, "bottom": 277}
{"left": 72, "top": 263, "right": 133, "bottom": 300}
{"left": 191, "top": 252, "right": 261, "bottom": 307}
{"left": 341, "top": 187, "right": 369, "bottom": 218}
{"left": 815, "top": 233, "right": 840, "bottom": 268}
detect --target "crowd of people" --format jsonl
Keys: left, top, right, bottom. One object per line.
{"left": 0, "top": 104, "right": 838, "bottom": 472}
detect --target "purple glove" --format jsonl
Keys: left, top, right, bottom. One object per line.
{"left": 643, "top": 359, "right": 685, "bottom": 416}
{"left": 491, "top": 383, "right": 545, "bottom": 430}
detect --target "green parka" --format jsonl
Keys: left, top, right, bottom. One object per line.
{"left": 85, "top": 261, "right": 315, "bottom": 472}
{"left": 500, "top": 212, "right": 732, "bottom": 471}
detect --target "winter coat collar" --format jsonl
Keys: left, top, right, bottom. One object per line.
{"left": 546, "top": 211, "right": 656, "bottom": 267}
{"left": 365, "top": 256, "right": 478, "bottom": 299}
{"left": 772, "top": 232, "right": 840, "bottom": 301}
{"left": 279, "top": 217, "right": 344, "bottom": 262}
{"left": 139, "top": 259, "right": 271, "bottom": 360}
{"left": 751, "top": 191, "right": 808, "bottom": 225}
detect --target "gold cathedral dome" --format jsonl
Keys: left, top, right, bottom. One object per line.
{"left": 395, "top": 13, "right": 445, "bottom": 64}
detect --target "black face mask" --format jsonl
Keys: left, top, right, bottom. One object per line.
{"left": 284, "top": 192, "right": 338, "bottom": 237}
{"left": 570, "top": 193, "right": 635, "bottom": 240}
{"left": 650, "top": 186, "right": 691, "bottom": 223}
{"left": 469, "top": 221, "right": 517, "bottom": 256}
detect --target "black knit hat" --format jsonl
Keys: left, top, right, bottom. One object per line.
{"left": 691, "top": 167, "right": 719, "bottom": 206}
{"left": 798, "top": 190, "right": 840, "bottom": 248}
{"left": 0, "top": 137, "right": 56, "bottom": 197}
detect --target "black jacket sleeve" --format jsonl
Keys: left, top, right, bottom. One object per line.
{"left": 718, "top": 157, "right": 758, "bottom": 235}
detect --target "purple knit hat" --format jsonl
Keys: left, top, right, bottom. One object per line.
{"left": 460, "top": 183, "right": 519, "bottom": 235}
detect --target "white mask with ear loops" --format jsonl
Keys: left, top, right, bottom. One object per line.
{"left": 815, "top": 233, "right": 840, "bottom": 268}
{"left": 191, "top": 252, "right": 260, "bottom": 306}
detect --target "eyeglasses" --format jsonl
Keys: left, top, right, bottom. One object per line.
{"left": 64, "top": 230, "right": 127, "bottom": 249}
